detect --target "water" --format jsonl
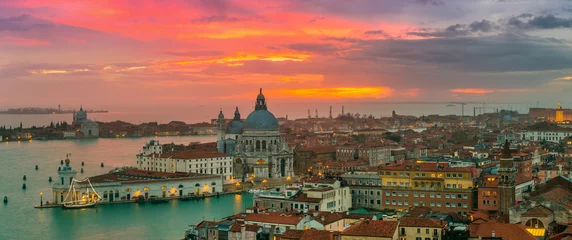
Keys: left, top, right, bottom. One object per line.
{"left": 0, "top": 102, "right": 533, "bottom": 128}
{"left": 0, "top": 136, "right": 252, "bottom": 240}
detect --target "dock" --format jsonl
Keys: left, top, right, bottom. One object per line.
{"left": 34, "top": 191, "right": 245, "bottom": 209}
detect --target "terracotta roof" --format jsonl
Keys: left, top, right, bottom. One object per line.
{"left": 87, "top": 169, "right": 219, "bottom": 184}
{"left": 307, "top": 187, "right": 334, "bottom": 192}
{"left": 400, "top": 217, "right": 446, "bottom": 228}
{"left": 300, "top": 229, "right": 335, "bottom": 240}
{"left": 244, "top": 213, "right": 303, "bottom": 226}
{"left": 197, "top": 221, "right": 218, "bottom": 230}
{"left": 469, "top": 223, "right": 536, "bottom": 240}
{"left": 379, "top": 160, "right": 473, "bottom": 173}
{"left": 280, "top": 229, "right": 305, "bottom": 239}
{"left": 229, "top": 222, "right": 244, "bottom": 232}
{"left": 541, "top": 186, "right": 572, "bottom": 209}
{"left": 294, "top": 193, "right": 322, "bottom": 203}
{"left": 245, "top": 224, "right": 261, "bottom": 232}
{"left": 341, "top": 220, "right": 398, "bottom": 238}
{"left": 147, "top": 150, "right": 230, "bottom": 159}
{"left": 522, "top": 205, "right": 553, "bottom": 217}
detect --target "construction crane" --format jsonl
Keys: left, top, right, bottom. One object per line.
{"left": 473, "top": 107, "right": 496, "bottom": 116}
{"left": 450, "top": 102, "right": 467, "bottom": 116}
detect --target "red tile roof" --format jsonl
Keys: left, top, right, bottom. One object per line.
{"left": 379, "top": 160, "right": 473, "bottom": 173}
{"left": 87, "top": 169, "right": 219, "bottom": 184}
{"left": 294, "top": 194, "right": 322, "bottom": 203}
{"left": 280, "top": 229, "right": 305, "bottom": 239}
{"left": 147, "top": 150, "right": 230, "bottom": 159}
{"left": 244, "top": 213, "right": 303, "bottom": 226}
{"left": 300, "top": 229, "right": 335, "bottom": 240}
{"left": 469, "top": 223, "right": 536, "bottom": 240}
{"left": 399, "top": 217, "right": 446, "bottom": 228}
{"left": 341, "top": 220, "right": 398, "bottom": 238}
{"left": 522, "top": 205, "right": 553, "bottom": 217}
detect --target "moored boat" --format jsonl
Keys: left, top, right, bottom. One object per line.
{"left": 62, "top": 178, "right": 102, "bottom": 209}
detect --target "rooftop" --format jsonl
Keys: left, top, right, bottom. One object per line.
{"left": 87, "top": 169, "right": 218, "bottom": 184}
{"left": 469, "top": 223, "right": 536, "bottom": 240}
{"left": 341, "top": 220, "right": 398, "bottom": 238}
{"left": 400, "top": 217, "right": 446, "bottom": 228}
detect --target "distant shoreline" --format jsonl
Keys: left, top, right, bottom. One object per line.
{"left": 0, "top": 110, "right": 109, "bottom": 115}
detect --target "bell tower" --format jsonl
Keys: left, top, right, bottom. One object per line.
{"left": 498, "top": 140, "right": 516, "bottom": 215}
{"left": 216, "top": 109, "right": 226, "bottom": 152}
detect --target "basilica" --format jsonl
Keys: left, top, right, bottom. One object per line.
{"left": 216, "top": 89, "right": 294, "bottom": 181}
{"left": 72, "top": 106, "right": 99, "bottom": 138}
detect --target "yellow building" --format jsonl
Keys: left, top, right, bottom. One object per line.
{"left": 379, "top": 161, "right": 474, "bottom": 215}
{"left": 556, "top": 102, "right": 564, "bottom": 122}
{"left": 398, "top": 217, "right": 446, "bottom": 240}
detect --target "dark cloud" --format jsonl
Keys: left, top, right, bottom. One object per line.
{"left": 283, "top": 43, "right": 338, "bottom": 55}
{"left": 507, "top": 14, "right": 572, "bottom": 29}
{"left": 163, "top": 50, "right": 225, "bottom": 57}
{"left": 414, "top": 0, "right": 445, "bottom": 6}
{"left": 190, "top": 15, "right": 242, "bottom": 24}
{"left": 364, "top": 29, "right": 392, "bottom": 39}
{"left": 308, "top": 17, "right": 325, "bottom": 23}
{"left": 469, "top": 20, "right": 496, "bottom": 32}
{"left": 343, "top": 33, "right": 572, "bottom": 72}
{"left": 0, "top": 14, "right": 53, "bottom": 31}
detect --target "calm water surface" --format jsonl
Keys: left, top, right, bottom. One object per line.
{"left": 0, "top": 136, "right": 252, "bottom": 240}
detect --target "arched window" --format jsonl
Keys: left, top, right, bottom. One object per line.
{"left": 262, "top": 140, "right": 267, "bottom": 150}
{"left": 212, "top": 182, "right": 216, "bottom": 186}
{"left": 103, "top": 191, "right": 108, "bottom": 198}
{"left": 178, "top": 184, "right": 184, "bottom": 188}
{"left": 525, "top": 218, "right": 545, "bottom": 229}
{"left": 195, "top": 183, "right": 200, "bottom": 187}
{"left": 143, "top": 187, "right": 149, "bottom": 191}
{"left": 115, "top": 190, "right": 119, "bottom": 198}
{"left": 256, "top": 140, "right": 261, "bottom": 150}
{"left": 126, "top": 188, "right": 131, "bottom": 192}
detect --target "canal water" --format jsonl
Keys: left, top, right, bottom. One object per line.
{"left": 0, "top": 136, "right": 253, "bottom": 240}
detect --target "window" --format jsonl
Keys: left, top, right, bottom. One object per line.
{"left": 377, "top": 200, "right": 381, "bottom": 205}
{"left": 493, "top": 200, "right": 497, "bottom": 206}
{"left": 385, "top": 200, "right": 390, "bottom": 205}
{"left": 398, "top": 200, "right": 402, "bottom": 205}
{"left": 430, "top": 202, "right": 435, "bottom": 206}
{"left": 377, "top": 191, "right": 380, "bottom": 196}
{"left": 392, "top": 192, "right": 396, "bottom": 196}
{"left": 430, "top": 193, "right": 435, "bottom": 198}
{"left": 453, "top": 174, "right": 457, "bottom": 178}
{"left": 446, "top": 194, "right": 450, "bottom": 199}
{"left": 417, "top": 228, "right": 421, "bottom": 234}
{"left": 437, "top": 193, "right": 441, "bottom": 198}
{"left": 457, "top": 194, "right": 462, "bottom": 199}
{"left": 426, "top": 229, "right": 430, "bottom": 234}
{"left": 457, "top": 203, "right": 462, "bottom": 208}
{"left": 446, "top": 174, "right": 451, "bottom": 178}
{"left": 420, "top": 193, "right": 425, "bottom": 197}
{"left": 446, "top": 184, "right": 451, "bottom": 188}
{"left": 404, "top": 192, "right": 409, "bottom": 197}
{"left": 386, "top": 191, "right": 390, "bottom": 196}
{"left": 446, "top": 202, "right": 450, "bottom": 207}
{"left": 398, "top": 192, "right": 403, "bottom": 196}
{"left": 458, "top": 174, "right": 463, "bottom": 178}
{"left": 414, "top": 201, "right": 418, "bottom": 206}
{"left": 436, "top": 202, "right": 441, "bottom": 207}
{"left": 414, "top": 192, "right": 418, "bottom": 197}
{"left": 463, "top": 194, "right": 468, "bottom": 199}
{"left": 452, "top": 184, "right": 457, "bottom": 188}
{"left": 463, "top": 203, "right": 468, "bottom": 208}
{"left": 392, "top": 200, "right": 396, "bottom": 205}
{"left": 434, "top": 229, "right": 438, "bottom": 236}
{"left": 451, "top": 194, "right": 456, "bottom": 199}
{"left": 404, "top": 200, "right": 409, "bottom": 205}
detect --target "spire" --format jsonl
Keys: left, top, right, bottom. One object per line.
{"left": 80, "top": 105, "right": 83, "bottom": 111}
{"left": 255, "top": 88, "right": 267, "bottom": 111}
{"left": 502, "top": 140, "right": 511, "bottom": 159}
{"left": 260, "top": 88, "right": 262, "bottom": 94}
{"left": 218, "top": 109, "right": 224, "bottom": 119}
{"left": 234, "top": 106, "right": 241, "bottom": 120}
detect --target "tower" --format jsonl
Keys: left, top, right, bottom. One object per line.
{"left": 498, "top": 140, "right": 516, "bottom": 215}
{"left": 329, "top": 106, "right": 332, "bottom": 119}
{"left": 556, "top": 102, "right": 564, "bottom": 122}
{"left": 55, "top": 154, "right": 77, "bottom": 204}
{"left": 308, "top": 109, "right": 311, "bottom": 119}
{"left": 216, "top": 109, "right": 226, "bottom": 152}
{"left": 315, "top": 109, "right": 318, "bottom": 118}
{"left": 342, "top": 105, "right": 345, "bottom": 116}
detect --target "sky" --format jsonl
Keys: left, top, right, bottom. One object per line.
{"left": 1, "top": 0, "right": 572, "bottom": 112}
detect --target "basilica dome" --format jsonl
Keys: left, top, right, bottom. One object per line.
{"left": 244, "top": 89, "right": 279, "bottom": 131}
{"left": 75, "top": 106, "right": 87, "bottom": 120}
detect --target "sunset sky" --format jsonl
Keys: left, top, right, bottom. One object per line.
{"left": 1, "top": 0, "right": 572, "bottom": 111}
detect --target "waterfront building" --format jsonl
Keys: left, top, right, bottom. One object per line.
{"left": 340, "top": 172, "right": 383, "bottom": 209}
{"left": 522, "top": 122, "right": 572, "bottom": 143}
{"left": 216, "top": 89, "right": 294, "bottom": 180}
{"left": 378, "top": 160, "right": 474, "bottom": 215}
{"left": 253, "top": 178, "right": 351, "bottom": 212}
{"left": 279, "top": 229, "right": 337, "bottom": 240}
{"left": 51, "top": 157, "right": 223, "bottom": 204}
{"left": 529, "top": 102, "right": 572, "bottom": 122}
{"left": 398, "top": 217, "right": 446, "bottom": 240}
{"left": 293, "top": 145, "right": 337, "bottom": 175}
{"left": 498, "top": 140, "right": 516, "bottom": 215}
{"left": 72, "top": 106, "right": 99, "bottom": 137}
{"left": 136, "top": 140, "right": 235, "bottom": 183}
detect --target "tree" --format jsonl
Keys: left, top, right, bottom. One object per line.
{"left": 19, "top": 122, "right": 22, "bottom": 130}
{"left": 49, "top": 122, "right": 54, "bottom": 128}
{"left": 55, "top": 122, "right": 60, "bottom": 129}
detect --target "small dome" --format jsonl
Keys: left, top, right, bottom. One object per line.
{"left": 256, "top": 159, "right": 267, "bottom": 164}
{"left": 65, "top": 158, "right": 70, "bottom": 165}
{"left": 244, "top": 110, "right": 279, "bottom": 131}
{"left": 75, "top": 106, "right": 87, "bottom": 120}
{"left": 257, "top": 88, "right": 265, "bottom": 100}
{"left": 218, "top": 109, "right": 224, "bottom": 119}
{"left": 227, "top": 119, "right": 244, "bottom": 134}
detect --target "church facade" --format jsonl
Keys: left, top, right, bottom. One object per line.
{"left": 216, "top": 89, "right": 294, "bottom": 181}
{"left": 72, "top": 106, "right": 99, "bottom": 138}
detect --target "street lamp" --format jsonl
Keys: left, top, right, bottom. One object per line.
{"left": 40, "top": 192, "right": 43, "bottom": 207}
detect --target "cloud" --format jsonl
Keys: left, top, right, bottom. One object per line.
{"left": 284, "top": 43, "right": 338, "bottom": 55}
{"left": 364, "top": 30, "right": 391, "bottom": 39}
{"left": 507, "top": 14, "right": 572, "bottom": 29}
{"left": 414, "top": 0, "right": 445, "bottom": 6}
{"left": 554, "top": 76, "right": 572, "bottom": 81}
{"left": 308, "top": 17, "right": 325, "bottom": 23}
{"left": 343, "top": 33, "right": 572, "bottom": 72}
{"left": 0, "top": 14, "right": 52, "bottom": 31}
{"left": 269, "top": 87, "right": 395, "bottom": 99}
{"left": 408, "top": 20, "right": 497, "bottom": 38}
{"left": 191, "top": 15, "right": 244, "bottom": 24}
{"left": 450, "top": 88, "right": 529, "bottom": 94}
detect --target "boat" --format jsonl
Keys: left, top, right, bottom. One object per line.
{"left": 149, "top": 197, "right": 169, "bottom": 204}
{"left": 179, "top": 196, "right": 194, "bottom": 202}
{"left": 62, "top": 178, "right": 102, "bottom": 209}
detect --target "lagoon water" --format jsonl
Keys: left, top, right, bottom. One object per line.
{"left": 0, "top": 136, "right": 252, "bottom": 240}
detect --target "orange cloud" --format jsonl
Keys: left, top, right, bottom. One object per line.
{"left": 0, "top": 36, "right": 49, "bottom": 46}
{"left": 554, "top": 76, "right": 572, "bottom": 81}
{"left": 270, "top": 87, "right": 394, "bottom": 99}
{"left": 450, "top": 88, "right": 529, "bottom": 94}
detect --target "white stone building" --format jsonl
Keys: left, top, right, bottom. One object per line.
{"left": 216, "top": 89, "right": 294, "bottom": 181}
{"left": 136, "top": 140, "right": 235, "bottom": 183}
{"left": 72, "top": 106, "right": 99, "bottom": 138}
{"left": 522, "top": 125, "right": 572, "bottom": 143}
{"left": 51, "top": 157, "right": 223, "bottom": 204}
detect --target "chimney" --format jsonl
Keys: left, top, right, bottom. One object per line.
{"left": 491, "top": 231, "right": 495, "bottom": 237}
{"left": 321, "top": 216, "right": 325, "bottom": 222}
